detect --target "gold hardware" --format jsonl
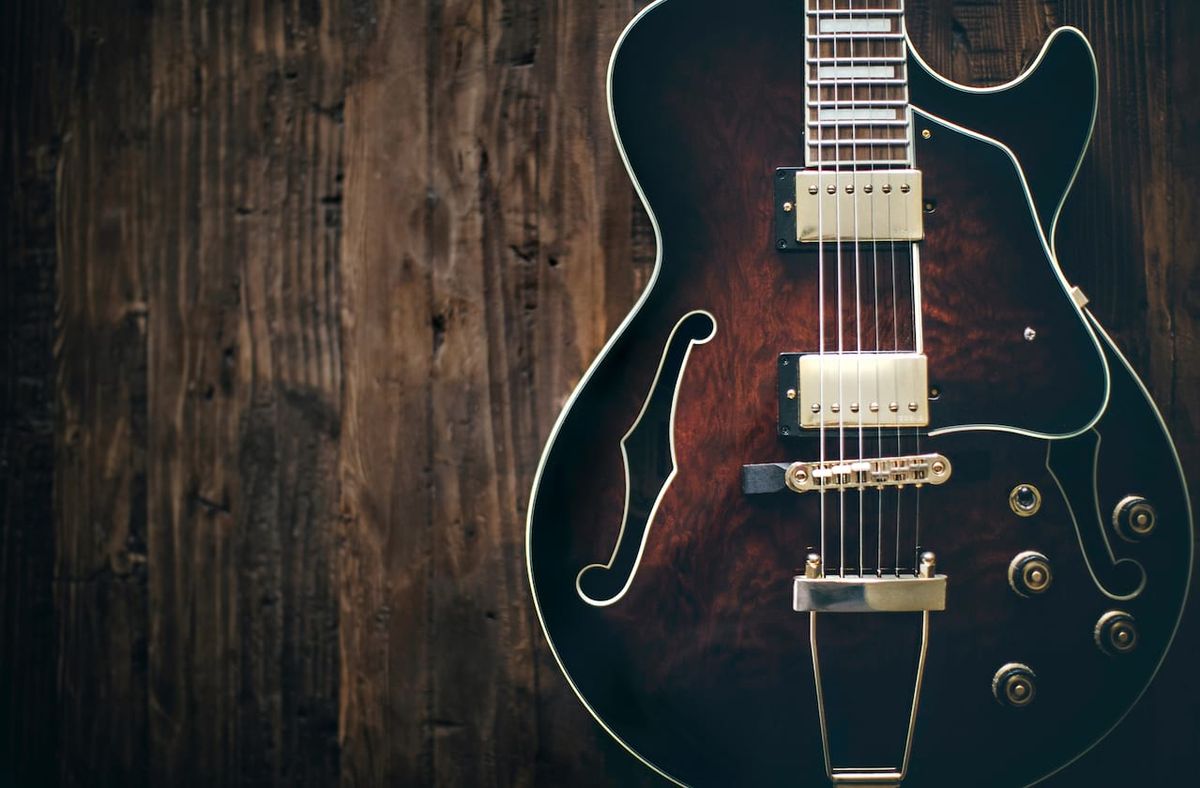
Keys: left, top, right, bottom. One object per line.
{"left": 1112, "top": 495, "right": 1156, "bottom": 541}
{"left": 786, "top": 387, "right": 797, "bottom": 400}
{"left": 1009, "top": 484, "right": 1042, "bottom": 517}
{"left": 1095, "top": 610, "right": 1138, "bottom": 655}
{"left": 1008, "top": 551, "right": 1053, "bottom": 596}
{"left": 805, "top": 552, "right": 822, "bottom": 579}
{"left": 918, "top": 551, "right": 936, "bottom": 578}
{"left": 992, "top": 663, "right": 1036, "bottom": 707}
{"left": 1024, "top": 326, "right": 1037, "bottom": 341}
{"left": 794, "top": 170, "right": 923, "bottom": 242}
{"left": 921, "top": 128, "right": 932, "bottom": 140}
{"left": 784, "top": 453, "right": 952, "bottom": 494}
{"left": 792, "top": 353, "right": 930, "bottom": 428}
{"left": 1069, "top": 285, "right": 1089, "bottom": 308}
{"left": 794, "top": 573, "right": 947, "bottom": 612}
{"left": 783, "top": 201, "right": 794, "bottom": 212}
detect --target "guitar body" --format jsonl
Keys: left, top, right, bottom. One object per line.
{"left": 526, "top": 1, "right": 1192, "bottom": 785}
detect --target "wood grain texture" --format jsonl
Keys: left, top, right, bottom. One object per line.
{"left": 0, "top": 0, "right": 1195, "bottom": 785}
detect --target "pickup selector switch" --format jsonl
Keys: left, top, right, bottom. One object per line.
{"left": 992, "top": 663, "right": 1036, "bottom": 707}
{"left": 1095, "top": 611, "right": 1138, "bottom": 656}
{"left": 1112, "top": 496, "right": 1156, "bottom": 542}
{"left": 1008, "top": 551, "right": 1053, "bottom": 597}
{"left": 1009, "top": 484, "right": 1042, "bottom": 517}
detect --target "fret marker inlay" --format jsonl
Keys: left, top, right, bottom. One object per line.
{"left": 816, "top": 65, "right": 896, "bottom": 79}
{"left": 818, "top": 18, "right": 893, "bottom": 34}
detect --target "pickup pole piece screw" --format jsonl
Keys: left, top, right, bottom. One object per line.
{"left": 889, "top": 401, "right": 899, "bottom": 412}
{"left": 809, "top": 184, "right": 819, "bottom": 194}
{"left": 845, "top": 184, "right": 854, "bottom": 193}
{"left": 900, "top": 183, "right": 911, "bottom": 193}
{"left": 882, "top": 184, "right": 892, "bottom": 194}
{"left": 827, "top": 184, "right": 837, "bottom": 194}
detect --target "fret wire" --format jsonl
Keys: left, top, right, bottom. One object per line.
{"left": 807, "top": 119, "right": 909, "bottom": 126}
{"left": 807, "top": 33, "right": 905, "bottom": 40}
{"left": 808, "top": 139, "right": 909, "bottom": 146}
{"left": 806, "top": 80, "right": 908, "bottom": 88}
{"left": 808, "top": 56, "right": 906, "bottom": 63}
{"left": 807, "top": 8, "right": 904, "bottom": 15}
{"left": 812, "top": 99, "right": 908, "bottom": 106}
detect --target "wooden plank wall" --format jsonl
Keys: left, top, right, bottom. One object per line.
{"left": 0, "top": 0, "right": 1195, "bottom": 785}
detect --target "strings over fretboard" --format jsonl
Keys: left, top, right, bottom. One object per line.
{"left": 805, "top": 0, "right": 911, "bottom": 167}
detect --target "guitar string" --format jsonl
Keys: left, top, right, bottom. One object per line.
{"left": 905, "top": 0, "right": 922, "bottom": 573}
{"left": 849, "top": 0, "right": 866, "bottom": 578}
{"left": 889, "top": 0, "right": 904, "bottom": 576}
{"left": 870, "top": 0, "right": 885, "bottom": 577}
{"left": 833, "top": 0, "right": 847, "bottom": 578}
{"left": 813, "top": 1, "right": 827, "bottom": 578}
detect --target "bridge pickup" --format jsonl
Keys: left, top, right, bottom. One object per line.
{"left": 774, "top": 168, "right": 924, "bottom": 249}
{"left": 779, "top": 352, "right": 930, "bottom": 431}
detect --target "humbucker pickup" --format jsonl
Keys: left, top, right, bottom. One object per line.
{"left": 774, "top": 167, "right": 924, "bottom": 249}
{"left": 778, "top": 352, "right": 930, "bottom": 433}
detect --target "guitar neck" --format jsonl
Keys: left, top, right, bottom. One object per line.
{"left": 805, "top": 0, "right": 912, "bottom": 168}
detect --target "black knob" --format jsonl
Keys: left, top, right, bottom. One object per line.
{"left": 1008, "top": 551, "right": 1052, "bottom": 597}
{"left": 1095, "top": 611, "right": 1138, "bottom": 656}
{"left": 1112, "top": 496, "right": 1156, "bottom": 542}
{"left": 992, "top": 663, "right": 1036, "bottom": 707}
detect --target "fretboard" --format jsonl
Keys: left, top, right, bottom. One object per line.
{"left": 805, "top": 0, "right": 911, "bottom": 168}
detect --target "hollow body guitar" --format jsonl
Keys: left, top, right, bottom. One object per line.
{"left": 525, "top": 1, "right": 1192, "bottom": 785}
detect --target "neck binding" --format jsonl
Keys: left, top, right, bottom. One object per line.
{"left": 805, "top": 0, "right": 913, "bottom": 169}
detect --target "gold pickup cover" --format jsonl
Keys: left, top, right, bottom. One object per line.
{"left": 794, "top": 169, "right": 924, "bottom": 242}
{"left": 793, "top": 352, "right": 929, "bottom": 428}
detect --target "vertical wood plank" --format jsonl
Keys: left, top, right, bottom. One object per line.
{"left": 142, "top": 2, "right": 343, "bottom": 785}
{"left": 336, "top": 0, "right": 435, "bottom": 784}
{"left": 54, "top": 1, "right": 153, "bottom": 783}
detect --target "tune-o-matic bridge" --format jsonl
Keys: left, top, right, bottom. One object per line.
{"left": 785, "top": 453, "right": 951, "bottom": 493}
{"left": 740, "top": 453, "right": 951, "bottom": 496}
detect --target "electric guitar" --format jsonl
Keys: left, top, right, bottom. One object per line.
{"left": 526, "top": 1, "right": 1193, "bottom": 785}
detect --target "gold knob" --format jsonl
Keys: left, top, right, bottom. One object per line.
{"left": 1008, "top": 551, "right": 1052, "bottom": 597}
{"left": 992, "top": 663, "right": 1036, "bottom": 707}
{"left": 1095, "top": 611, "right": 1138, "bottom": 656}
{"left": 1112, "top": 496, "right": 1156, "bottom": 542}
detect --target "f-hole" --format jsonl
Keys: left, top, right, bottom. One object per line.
{"left": 576, "top": 310, "right": 716, "bottom": 607}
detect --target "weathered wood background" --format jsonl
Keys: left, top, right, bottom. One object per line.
{"left": 1, "top": 0, "right": 1196, "bottom": 785}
